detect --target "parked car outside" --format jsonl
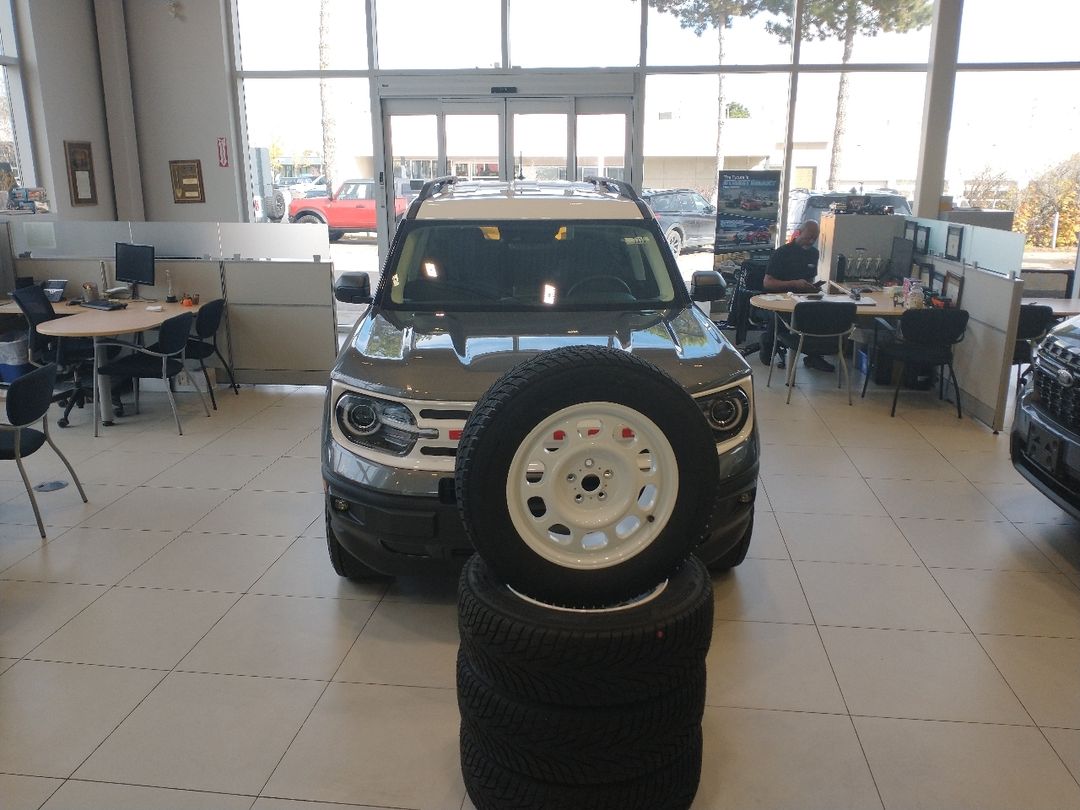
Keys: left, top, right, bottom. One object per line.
{"left": 640, "top": 188, "right": 717, "bottom": 256}
{"left": 1011, "top": 315, "right": 1080, "bottom": 519}
{"left": 739, "top": 197, "right": 762, "bottom": 211}
{"left": 288, "top": 179, "right": 408, "bottom": 241}
{"left": 323, "top": 177, "right": 758, "bottom": 583}
{"left": 735, "top": 226, "right": 770, "bottom": 245}
{"left": 786, "top": 189, "right": 912, "bottom": 239}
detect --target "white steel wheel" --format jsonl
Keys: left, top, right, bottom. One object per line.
{"left": 505, "top": 402, "right": 678, "bottom": 570}
{"left": 456, "top": 346, "right": 720, "bottom": 608}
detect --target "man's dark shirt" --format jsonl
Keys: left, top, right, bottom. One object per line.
{"left": 766, "top": 241, "right": 819, "bottom": 283}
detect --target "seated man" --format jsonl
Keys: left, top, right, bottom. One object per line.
{"left": 758, "top": 220, "right": 834, "bottom": 372}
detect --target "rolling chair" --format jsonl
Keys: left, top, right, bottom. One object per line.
{"left": 1, "top": 364, "right": 88, "bottom": 538}
{"left": 184, "top": 299, "right": 239, "bottom": 410}
{"left": 11, "top": 285, "right": 99, "bottom": 427}
{"left": 96, "top": 312, "right": 210, "bottom": 435}
{"left": 765, "top": 301, "right": 859, "bottom": 404}
{"left": 1012, "top": 304, "right": 1058, "bottom": 395}
{"left": 861, "top": 308, "right": 970, "bottom": 418}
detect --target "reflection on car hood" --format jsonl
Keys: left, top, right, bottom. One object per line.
{"left": 333, "top": 307, "right": 749, "bottom": 402}
{"left": 1050, "top": 314, "right": 1080, "bottom": 344}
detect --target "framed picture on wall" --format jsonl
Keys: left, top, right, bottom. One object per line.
{"left": 945, "top": 225, "right": 964, "bottom": 262}
{"left": 942, "top": 271, "right": 964, "bottom": 306}
{"left": 904, "top": 220, "right": 917, "bottom": 242}
{"left": 64, "top": 141, "right": 97, "bottom": 206}
{"left": 169, "top": 159, "right": 205, "bottom": 204}
{"left": 914, "top": 225, "right": 931, "bottom": 255}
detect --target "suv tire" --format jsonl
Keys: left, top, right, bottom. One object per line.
{"left": 666, "top": 228, "right": 684, "bottom": 256}
{"left": 456, "top": 346, "right": 719, "bottom": 608}
{"left": 458, "top": 649, "right": 705, "bottom": 785}
{"left": 458, "top": 554, "right": 713, "bottom": 706}
{"left": 325, "top": 509, "right": 383, "bottom": 580}
{"left": 461, "top": 722, "right": 701, "bottom": 810}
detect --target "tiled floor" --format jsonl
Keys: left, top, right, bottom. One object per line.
{"left": 1, "top": 368, "right": 1080, "bottom": 809}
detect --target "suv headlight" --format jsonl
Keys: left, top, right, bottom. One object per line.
{"left": 335, "top": 392, "right": 435, "bottom": 456}
{"left": 698, "top": 387, "right": 751, "bottom": 442}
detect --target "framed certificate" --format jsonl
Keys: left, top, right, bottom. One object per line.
{"left": 64, "top": 141, "right": 98, "bottom": 206}
{"left": 945, "top": 225, "right": 964, "bottom": 262}
{"left": 169, "top": 159, "right": 205, "bottom": 204}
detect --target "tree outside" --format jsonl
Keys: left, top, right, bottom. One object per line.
{"left": 1014, "top": 153, "right": 1080, "bottom": 250}
{"left": 768, "top": 0, "right": 932, "bottom": 190}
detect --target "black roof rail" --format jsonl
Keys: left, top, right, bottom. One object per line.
{"left": 583, "top": 175, "right": 651, "bottom": 218}
{"left": 415, "top": 175, "right": 457, "bottom": 204}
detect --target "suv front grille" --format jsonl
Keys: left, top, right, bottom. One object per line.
{"left": 1033, "top": 339, "right": 1080, "bottom": 432}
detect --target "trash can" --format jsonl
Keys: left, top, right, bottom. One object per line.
{"left": 0, "top": 330, "right": 32, "bottom": 382}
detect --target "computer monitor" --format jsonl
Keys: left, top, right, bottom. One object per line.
{"left": 888, "top": 236, "right": 915, "bottom": 282}
{"left": 114, "top": 242, "right": 155, "bottom": 297}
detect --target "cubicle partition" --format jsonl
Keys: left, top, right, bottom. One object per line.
{"left": 1, "top": 218, "right": 336, "bottom": 386}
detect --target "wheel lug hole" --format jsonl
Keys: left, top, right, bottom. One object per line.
{"left": 574, "top": 494, "right": 583, "bottom": 503}
{"left": 566, "top": 473, "right": 576, "bottom": 482}
{"left": 603, "top": 470, "right": 613, "bottom": 479}
{"left": 646, "top": 515, "right": 655, "bottom": 522}
{"left": 598, "top": 492, "right": 606, "bottom": 500}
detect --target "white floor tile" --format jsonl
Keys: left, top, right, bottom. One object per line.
{"left": 1014, "top": 522, "right": 1080, "bottom": 575}
{"left": 0, "top": 523, "right": 52, "bottom": 572}
{"left": 0, "top": 774, "right": 63, "bottom": 810}
{"left": 844, "top": 444, "right": 962, "bottom": 481}
{"left": 2, "top": 527, "right": 180, "bottom": 585}
{"left": 705, "top": 621, "right": 846, "bottom": 713}
{"left": 179, "top": 593, "right": 376, "bottom": 679}
{"left": 975, "top": 482, "right": 1077, "bottom": 524}
{"left": 944, "top": 449, "right": 1027, "bottom": 484}
{"left": 896, "top": 517, "right": 1055, "bottom": 571}
{"left": 777, "top": 513, "right": 921, "bottom": 565}
{"left": 744, "top": 512, "right": 788, "bottom": 560}
{"left": 244, "top": 455, "right": 322, "bottom": 492}
{"left": 868, "top": 477, "right": 1005, "bottom": 521}
{"left": 80, "top": 486, "right": 232, "bottom": 532}
{"left": 0, "top": 483, "right": 133, "bottom": 529}
{"left": 121, "top": 531, "right": 293, "bottom": 592}
{"left": 980, "top": 634, "right": 1080, "bottom": 728}
{"left": 251, "top": 536, "right": 389, "bottom": 600}
{"left": 74, "top": 671, "right": 324, "bottom": 794}
{"left": 756, "top": 417, "right": 838, "bottom": 448}
{"left": 932, "top": 568, "right": 1080, "bottom": 637}
{"left": 692, "top": 706, "right": 880, "bottom": 810}
{"left": 29, "top": 587, "right": 238, "bottom": 669}
{"left": 856, "top": 716, "right": 1080, "bottom": 810}
{"left": 335, "top": 601, "right": 459, "bottom": 688}
{"left": 73, "top": 449, "right": 187, "bottom": 486}
{"left": 188, "top": 489, "right": 322, "bottom": 537}
{"left": 761, "top": 474, "right": 887, "bottom": 516}
{"left": 0, "top": 580, "right": 106, "bottom": 658}
{"left": 0, "top": 660, "right": 163, "bottom": 777}
{"left": 40, "top": 781, "right": 254, "bottom": 810}
{"left": 712, "top": 558, "right": 813, "bottom": 624}
{"left": 253, "top": 800, "right": 398, "bottom": 810}
{"left": 145, "top": 453, "right": 273, "bottom": 490}
{"left": 1044, "top": 727, "right": 1080, "bottom": 785}
{"left": 796, "top": 560, "right": 967, "bottom": 631}
{"left": 758, "top": 444, "right": 860, "bottom": 478}
{"left": 194, "top": 427, "right": 312, "bottom": 457}
{"left": 262, "top": 682, "right": 464, "bottom": 810}
{"left": 820, "top": 626, "right": 1030, "bottom": 724}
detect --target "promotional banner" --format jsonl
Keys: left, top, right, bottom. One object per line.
{"left": 713, "top": 170, "right": 782, "bottom": 262}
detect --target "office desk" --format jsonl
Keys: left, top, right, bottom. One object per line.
{"left": 1022, "top": 297, "right": 1080, "bottom": 318}
{"left": 36, "top": 301, "right": 200, "bottom": 436}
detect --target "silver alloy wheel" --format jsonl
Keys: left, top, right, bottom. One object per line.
{"left": 505, "top": 401, "right": 679, "bottom": 570}
{"left": 667, "top": 228, "right": 683, "bottom": 256}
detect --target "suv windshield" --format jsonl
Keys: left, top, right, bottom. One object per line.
{"left": 382, "top": 220, "right": 683, "bottom": 311}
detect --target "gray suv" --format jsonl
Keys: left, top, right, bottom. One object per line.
{"left": 323, "top": 177, "right": 759, "bottom": 581}
{"left": 640, "top": 188, "right": 717, "bottom": 256}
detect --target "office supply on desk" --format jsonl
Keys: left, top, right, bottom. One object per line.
{"left": 79, "top": 299, "right": 127, "bottom": 311}
{"left": 145, "top": 304, "right": 163, "bottom": 312}
{"left": 43, "top": 279, "right": 68, "bottom": 302}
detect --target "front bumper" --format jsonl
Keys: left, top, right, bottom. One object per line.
{"left": 1010, "top": 392, "right": 1080, "bottom": 521}
{"left": 324, "top": 428, "right": 760, "bottom": 576}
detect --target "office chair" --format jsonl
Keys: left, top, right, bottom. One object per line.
{"left": 11, "top": 285, "right": 97, "bottom": 427}
{"left": 97, "top": 312, "right": 210, "bottom": 435}
{"left": 861, "top": 308, "right": 969, "bottom": 418}
{"left": 1013, "top": 304, "right": 1058, "bottom": 395}
{"left": 727, "top": 259, "right": 770, "bottom": 351}
{"left": 0, "top": 364, "right": 88, "bottom": 538}
{"left": 766, "top": 301, "right": 859, "bottom": 405}
{"left": 185, "top": 298, "right": 239, "bottom": 410}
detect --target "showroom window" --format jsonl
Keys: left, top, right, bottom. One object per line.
{"left": 946, "top": 70, "right": 1080, "bottom": 272}
{"left": 235, "top": 0, "right": 368, "bottom": 70}
{"left": 376, "top": 0, "right": 502, "bottom": 69}
{"left": 510, "top": 0, "right": 640, "bottom": 67}
{"left": 0, "top": 1, "right": 32, "bottom": 190}
{"left": 796, "top": 0, "right": 932, "bottom": 65}
{"left": 645, "top": 0, "right": 794, "bottom": 66}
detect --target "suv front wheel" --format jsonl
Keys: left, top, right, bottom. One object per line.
{"left": 666, "top": 228, "right": 684, "bottom": 256}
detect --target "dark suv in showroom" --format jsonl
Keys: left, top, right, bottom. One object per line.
{"left": 1012, "top": 315, "right": 1080, "bottom": 519}
{"left": 640, "top": 188, "right": 717, "bottom": 256}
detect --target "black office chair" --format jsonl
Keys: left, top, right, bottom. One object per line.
{"left": 0, "top": 364, "right": 87, "bottom": 538}
{"left": 766, "top": 301, "right": 859, "bottom": 404}
{"left": 184, "top": 299, "right": 239, "bottom": 410}
{"left": 726, "top": 259, "right": 769, "bottom": 351}
{"left": 861, "top": 308, "right": 970, "bottom": 418}
{"left": 1013, "top": 304, "right": 1058, "bottom": 394}
{"left": 97, "top": 312, "right": 209, "bottom": 435}
{"left": 11, "top": 285, "right": 97, "bottom": 427}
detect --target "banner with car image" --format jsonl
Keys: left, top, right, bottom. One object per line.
{"left": 713, "top": 170, "right": 781, "bottom": 261}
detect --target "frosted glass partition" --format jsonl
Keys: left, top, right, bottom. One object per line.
{"left": 129, "top": 221, "right": 221, "bottom": 259}
{"left": 6, "top": 219, "right": 133, "bottom": 258}
{"left": 218, "top": 222, "right": 330, "bottom": 260}
{"left": 964, "top": 226, "right": 1024, "bottom": 277}
{"left": 912, "top": 217, "right": 950, "bottom": 256}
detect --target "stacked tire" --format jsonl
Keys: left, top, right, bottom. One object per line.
{"left": 454, "top": 346, "right": 719, "bottom": 810}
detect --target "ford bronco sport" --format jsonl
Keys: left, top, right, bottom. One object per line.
{"left": 323, "top": 176, "right": 758, "bottom": 580}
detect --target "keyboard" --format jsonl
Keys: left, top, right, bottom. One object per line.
{"left": 79, "top": 299, "right": 127, "bottom": 311}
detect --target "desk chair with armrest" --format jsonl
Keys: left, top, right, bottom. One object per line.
{"left": 12, "top": 285, "right": 98, "bottom": 427}
{"left": 861, "top": 308, "right": 970, "bottom": 418}
{"left": 185, "top": 299, "right": 239, "bottom": 410}
{"left": 1, "top": 363, "right": 88, "bottom": 538}
{"left": 766, "top": 301, "right": 859, "bottom": 405}
{"left": 1013, "top": 304, "right": 1058, "bottom": 395}
{"left": 96, "top": 311, "right": 210, "bottom": 435}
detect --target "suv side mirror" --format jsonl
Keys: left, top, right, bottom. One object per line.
{"left": 335, "top": 273, "right": 372, "bottom": 304}
{"left": 704, "top": 204, "right": 716, "bottom": 214}
{"left": 690, "top": 270, "right": 726, "bottom": 302}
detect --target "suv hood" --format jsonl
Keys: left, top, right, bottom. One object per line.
{"left": 1050, "top": 314, "right": 1080, "bottom": 343}
{"left": 333, "top": 306, "right": 749, "bottom": 402}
